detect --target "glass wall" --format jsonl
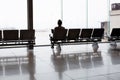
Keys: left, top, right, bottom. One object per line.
{"left": 1, "top": 0, "right": 120, "bottom": 45}
{"left": 63, "top": 0, "right": 86, "bottom": 28}
{"left": 33, "top": 0, "right": 61, "bottom": 30}
{"left": 0, "top": 0, "right": 27, "bottom": 29}
{"left": 33, "top": 0, "right": 61, "bottom": 45}
{"left": 33, "top": 0, "right": 110, "bottom": 45}
{"left": 88, "top": 0, "right": 109, "bottom": 28}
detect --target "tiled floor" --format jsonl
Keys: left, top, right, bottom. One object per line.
{"left": 0, "top": 43, "right": 120, "bottom": 80}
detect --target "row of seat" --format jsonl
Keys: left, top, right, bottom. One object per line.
{"left": 50, "top": 28, "right": 104, "bottom": 48}
{"left": 0, "top": 30, "right": 35, "bottom": 49}
{"left": 0, "top": 30, "right": 35, "bottom": 41}
{"left": 51, "top": 28, "right": 104, "bottom": 42}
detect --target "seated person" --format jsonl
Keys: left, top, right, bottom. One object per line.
{"left": 54, "top": 19, "right": 65, "bottom": 31}
{"left": 53, "top": 19, "right": 66, "bottom": 41}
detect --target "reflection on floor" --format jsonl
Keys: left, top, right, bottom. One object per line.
{"left": 0, "top": 43, "right": 120, "bottom": 80}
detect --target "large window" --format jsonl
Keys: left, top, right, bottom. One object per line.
{"left": 34, "top": 0, "right": 109, "bottom": 45}
{"left": 63, "top": 0, "right": 86, "bottom": 28}
{"left": 33, "top": 0, "right": 61, "bottom": 45}
{"left": 88, "top": 0, "right": 109, "bottom": 28}
{"left": 33, "top": 0, "right": 61, "bottom": 30}
{"left": 0, "top": 0, "right": 27, "bottom": 29}
{"left": 1, "top": 0, "right": 119, "bottom": 45}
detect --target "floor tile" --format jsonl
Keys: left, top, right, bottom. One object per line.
{"left": 107, "top": 73, "right": 120, "bottom": 80}
{"left": 0, "top": 43, "right": 120, "bottom": 80}
{"left": 35, "top": 72, "right": 72, "bottom": 80}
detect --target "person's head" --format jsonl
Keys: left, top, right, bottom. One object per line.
{"left": 57, "top": 19, "right": 62, "bottom": 26}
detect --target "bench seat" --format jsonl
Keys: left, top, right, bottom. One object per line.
{"left": 50, "top": 28, "right": 104, "bottom": 52}
{"left": 0, "top": 30, "right": 35, "bottom": 49}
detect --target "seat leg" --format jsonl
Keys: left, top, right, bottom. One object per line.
{"left": 92, "top": 42, "right": 99, "bottom": 53}
{"left": 110, "top": 41, "right": 117, "bottom": 49}
{"left": 51, "top": 43, "right": 54, "bottom": 49}
{"left": 56, "top": 44, "right": 61, "bottom": 51}
{"left": 56, "top": 44, "right": 61, "bottom": 55}
{"left": 28, "top": 44, "right": 34, "bottom": 49}
{"left": 28, "top": 41, "right": 34, "bottom": 49}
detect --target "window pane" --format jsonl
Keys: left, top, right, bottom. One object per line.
{"left": 63, "top": 0, "right": 86, "bottom": 28}
{"left": 88, "top": 0, "right": 109, "bottom": 28}
{"left": 0, "top": 0, "right": 27, "bottom": 29}
{"left": 33, "top": 0, "right": 61, "bottom": 45}
{"left": 33, "top": 0, "right": 61, "bottom": 30}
